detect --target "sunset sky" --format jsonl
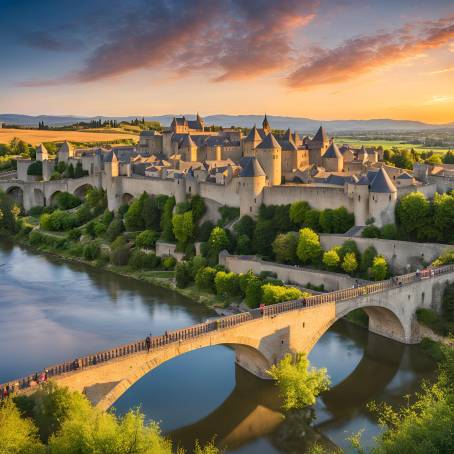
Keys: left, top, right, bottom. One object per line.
{"left": 1, "top": 0, "right": 453, "bottom": 123}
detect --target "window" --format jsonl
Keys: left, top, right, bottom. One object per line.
{"left": 250, "top": 206, "right": 252, "bottom": 212}
{"left": 189, "top": 186, "right": 191, "bottom": 193}
{"left": 389, "top": 195, "right": 391, "bottom": 201}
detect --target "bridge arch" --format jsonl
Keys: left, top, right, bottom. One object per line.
{"left": 79, "top": 336, "right": 273, "bottom": 411}
{"left": 6, "top": 186, "right": 24, "bottom": 206}
{"left": 49, "top": 190, "right": 62, "bottom": 207}
{"left": 73, "top": 183, "right": 94, "bottom": 200}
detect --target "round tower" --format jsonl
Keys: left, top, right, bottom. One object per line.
{"left": 242, "top": 125, "right": 262, "bottom": 157}
{"left": 239, "top": 157, "right": 266, "bottom": 217}
{"left": 353, "top": 175, "right": 370, "bottom": 226}
{"left": 174, "top": 173, "right": 187, "bottom": 204}
{"left": 368, "top": 168, "right": 397, "bottom": 227}
{"left": 256, "top": 132, "right": 281, "bottom": 186}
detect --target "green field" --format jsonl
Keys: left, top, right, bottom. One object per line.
{"left": 336, "top": 137, "right": 452, "bottom": 154}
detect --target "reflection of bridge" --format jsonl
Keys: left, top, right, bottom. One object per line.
{"left": 0, "top": 175, "right": 100, "bottom": 210}
{"left": 2, "top": 265, "right": 453, "bottom": 410}
{"left": 169, "top": 326, "right": 403, "bottom": 452}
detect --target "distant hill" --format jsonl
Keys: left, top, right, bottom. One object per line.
{"left": 1, "top": 113, "right": 453, "bottom": 133}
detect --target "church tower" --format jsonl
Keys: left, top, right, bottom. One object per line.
{"left": 262, "top": 114, "right": 271, "bottom": 135}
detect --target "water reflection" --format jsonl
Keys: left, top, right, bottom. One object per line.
{"left": 0, "top": 241, "right": 436, "bottom": 453}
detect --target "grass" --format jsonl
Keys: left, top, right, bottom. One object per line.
{"left": 0, "top": 128, "right": 139, "bottom": 145}
{"left": 336, "top": 136, "right": 452, "bottom": 154}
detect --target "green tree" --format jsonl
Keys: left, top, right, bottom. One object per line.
{"left": 198, "top": 220, "right": 214, "bottom": 242}
{"left": 214, "top": 271, "right": 240, "bottom": 297}
{"left": 261, "top": 284, "right": 304, "bottom": 305}
{"left": 360, "top": 245, "right": 378, "bottom": 275}
{"left": 74, "top": 161, "right": 84, "bottom": 178}
{"left": 371, "top": 256, "right": 388, "bottom": 281}
{"left": 304, "top": 209, "right": 321, "bottom": 231}
{"left": 342, "top": 252, "right": 358, "bottom": 274}
{"left": 296, "top": 228, "right": 322, "bottom": 264}
{"left": 253, "top": 219, "right": 275, "bottom": 257}
{"left": 235, "top": 234, "right": 252, "bottom": 254}
{"left": 105, "top": 216, "right": 124, "bottom": 241}
{"left": 124, "top": 197, "right": 145, "bottom": 231}
{"left": 425, "top": 154, "right": 443, "bottom": 165}
{"left": 319, "top": 209, "right": 335, "bottom": 233}
{"left": 0, "top": 398, "right": 44, "bottom": 454}
{"left": 234, "top": 215, "right": 256, "bottom": 238}
{"left": 362, "top": 225, "right": 381, "bottom": 238}
{"left": 195, "top": 266, "right": 217, "bottom": 292}
{"left": 190, "top": 195, "right": 206, "bottom": 222}
{"left": 266, "top": 353, "right": 330, "bottom": 411}
{"left": 175, "top": 261, "right": 193, "bottom": 288}
{"left": 142, "top": 195, "right": 162, "bottom": 231}
{"left": 172, "top": 211, "right": 194, "bottom": 246}
{"left": 380, "top": 224, "right": 397, "bottom": 240}
{"left": 208, "top": 226, "right": 229, "bottom": 256}
{"left": 433, "top": 192, "right": 454, "bottom": 242}
{"left": 443, "top": 150, "right": 454, "bottom": 164}
{"left": 244, "top": 277, "right": 263, "bottom": 308}
{"left": 289, "top": 201, "right": 310, "bottom": 226}
{"left": 396, "top": 192, "right": 431, "bottom": 240}
{"left": 54, "top": 192, "right": 81, "bottom": 211}
{"left": 323, "top": 249, "right": 340, "bottom": 270}
{"left": 135, "top": 230, "right": 158, "bottom": 249}
{"left": 65, "top": 163, "right": 75, "bottom": 179}
{"left": 272, "top": 232, "right": 298, "bottom": 264}
{"left": 160, "top": 196, "right": 175, "bottom": 242}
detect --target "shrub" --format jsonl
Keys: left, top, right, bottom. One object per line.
{"left": 323, "top": 249, "right": 340, "bottom": 270}
{"left": 162, "top": 256, "right": 176, "bottom": 270}
{"left": 54, "top": 192, "right": 81, "bottom": 211}
{"left": 296, "top": 228, "right": 322, "bottom": 264}
{"left": 93, "top": 221, "right": 107, "bottom": 237}
{"left": 235, "top": 234, "right": 252, "bottom": 255}
{"left": 234, "top": 215, "right": 256, "bottom": 238}
{"left": 208, "top": 226, "right": 229, "bottom": 257}
{"left": 142, "top": 253, "right": 161, "bottom": 269}
{"left": 360, "top": 245, "right": 377, "bottom": 275}
{"left": 67, "top": 228, "right": 81, "bottom": 241}
{"left": 380, "top": 223, "right": 398, "bottom": 240}
{"left": 245, "top": 278, "right": 264, "bottom": 308}
{"left": 253, "top": 219, "right": 275, "bottom": 257}
{"left": 175, "top": 261, "right": 193, "bottom": 288}
{"left": 101, "top": 209, "right": 114, "bottom": 226}
{"left": 214, "top": 271, "right": 240, "bottom": 297}
{"left": 160, "top": 196, "right": 176, "bottom": 241}
{"left": 218, "top": 206, "right": 240, "bottom": 226}
{"left": 289, "top": 201, "right": 310, "bottom": 226}
{"left": 40, "top": 210, "right": 75, "bottom": 231}
{"left": 198, "top": 221, "right": 215, "bottom": 242}
{"left": 342, "top": 252, "right": 358, "bottom": 274}
{"left": 105, "top": 217, "right": 124, "bottom": 242}
{"left": 272, "top": 232, "right": 298, "bottom": 263}
{"left": 190, "top": 256, "right": 207, "bottom": 278}
{"left": 110, "top": 245, "right": 131, "bottom": 266}
{"left": 172, "top": 211, "right": 194, "bottom": 245}
{"left": 442, "top": 283, "right": 454, "bottom": 322}
{"left": 83, "top": 242, "right": 100, "bottom": 261}
{"left": 432, "top": 249, "right": 454, "bottom": 267}
{"left": 190, "top": 195, "right": 206, "bottom": 222}
{"left": 362, "top": 225, "right": 381, "bottom": 238}
{"left": 339, "top": 240, "right": 360, "bottom": 262}
{"left": 135, "top": 230, "right": 158, "bottom": 249}
{"left": 195, "top": 266, "right": 217, "bottom": 292}
{"left": 75, "top": 204, "right": 92, "bottom": 225}
{"left": 261, "top": 284, "right": 304, "bottom": 305}
{"left": 27, "top": 160, "right": 43, "bottom": 176}
{"left": 371, "top": 255, "right": 388, "bottom": 281}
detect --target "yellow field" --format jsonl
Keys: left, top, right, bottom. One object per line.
{"left": 0, "top": 128, "right": 138, "bottom": 145}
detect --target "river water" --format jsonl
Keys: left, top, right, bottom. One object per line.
{"left": 0, "top": 241, "right": 436, "bottom": 453}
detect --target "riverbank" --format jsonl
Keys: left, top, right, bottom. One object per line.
{"left": 8, "top": 234, "right": 228, "bottom": 310}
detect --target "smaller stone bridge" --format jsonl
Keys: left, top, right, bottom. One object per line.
{"left": 2, "top": 264, "right": 453, "bottom": 410}
{"left": 0, "top": 175, "right": 101, "bottom": 210}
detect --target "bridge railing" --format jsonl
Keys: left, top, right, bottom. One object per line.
{"left": 2, "top": 262, "right": 454, "bottom": 395}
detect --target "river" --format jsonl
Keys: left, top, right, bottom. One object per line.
{"left": 0, "top": 241, "right": 436, "bottom": 453}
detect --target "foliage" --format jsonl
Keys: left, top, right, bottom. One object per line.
{"left": 208, "top": 226, "right": 229, "bottom": 257}
{"left": 323, "top": 249, "right": 340, "bottom": 270}
{"left": 0, "top": 398, "right": 44, "bottom": 454}
{"left": 198, "top": 220, "right": 215, "bottom": 242}
{"left": 162, "top": 256, "right": 176, "bottom": 270}
{"left": 433, "top": 192, "right": 454, "bottom": 243}
{"left": 175, "top": 261, "right": 193, "bottom": 288}
{"left": 105, "top": 216, "right": 124, "bottom": 242}
{"left": 296, "top": 228, "right": 322, "bottom": 264}
{"left": 142, "top": 195, "right": 164, "bottom": 231}
{"left": 53, "top": 192, "right": 81, "bottom": 211}
{"left": 214, "top": 271, "right": 240, "bottom": 297}
{"left": 82, "top": 242, "right": 100, "bottom": 261}
{"left": 135, "top": 229, "right": 158, "bottom": 249}
{"left": 172, "top": 211, "right": 194, "bottom": 246}
{"left": 253, "top": 219, "right": 275, "bottom": 257}
{"left": 371, "top": 256, "right": 388, "bottom": 281}
{"left": 244, "top": 277, "right": 264, "bottom": 308}
{"left": 27, "top": 160, "right": 43, "bottom": 176}
{"left": 396, "top": 192, "right": 431, "bottom": 241}
{"left": 432, "top": 249, "right": 454, "bottom": 267}
{"left": 190, "top": 256, "right": 207, "bottom": 278}
{"left": 84, "top": 188, "right": 106, "bottom": 215}
{"left": 342, "top": 252, "right": 358, "bottom": 274}
{"left": 110, "top": 244, "right": 130, "bottom": 266}
{"left": 195, "top": 266, "right": 217, "bottom": 292}
{"left": 218, "top": 206, "right": 240, "bottom": 226}
{"left": 129, "top": 251, "right": 161, "bottom": 271}
{"left": 0, "top": 191, "right": 19, "bottom": 234}
{"left": 190, "top": 195, "right": 206, "bottom": 222}
{"left": 160, "top": 196, "right": 176, "bottom": 242}
{"left": 273, "top": 232, "right": 298, "bottom": 264}
{"left": 234, "top": 215, "right": 256, "bottom": 238}
{"left": 380, "top": 223, "right": 398, "bottom": 240}
{"left": 40, "top": 210, "right": 76, "bottom": 231}
{"left": 442, "top": 283, "right": 454, "bottom": 323}
{"left": 267, "top": 353, "right": 330, "bottom": 411}
{"left": 124, "top": 195, "right": 146, "bottom": 231}
{"left": 289, "top": 201, "right": 310, "bottom": 226}
{"left": 235, "top": 234, "right": 252, "bottom": 255}
{"left": 339, "top": 240, "right": 360, "bottom": 262}
{"left": 360, "top": 245, "right": 378, "bottom": 275}
{"left": 261, "top": 284, "right": 304, "bottom": 305}
{"left": 361, "top": 225, "right": 381, "bottom": 238}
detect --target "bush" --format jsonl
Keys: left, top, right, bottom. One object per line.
{"left": 83, "top": 242, "right": 100, "bottom": 261}
{"left": 93, "top": 221, "right": 107, "bottom": 237}
{"left": 380, "top": 223, "right": 398, "bottom": 239}
{"left": 110, "top": 244, "right": 131, "bottom": 266}
{"left": 432, "top": 249, "right": 454, "bottom": 267}
{"left": 362, "top": 225, "right": 381, "bottom": 238}
{"left": 261, "top": 284, "right": 304, "bottom": 305}
{"left": 296, "top": 228, "right": 322, "bottom": 264}
{"left": 190, "top": 256, "right": 207, "bottom": 278}
{"left": 67, "top": 228, "right": 81, "bottom": 241}
{"left": 162, "top": 256, "right": 176, "bottom": 270}
{"left": 208, "top": 226, "right": 229, "bottom": 259}
{"left": 40, "top": 210, "right": 75, "bottom": 231}
{"left": 342, "top": 252, "right": 358, "bottom": 274}
{"left": 195, "top": 266, "right": 217, "bottom": 292}
{"left": 27, "top": 160, "right": 43, "bottom": 176}
{"left": 100, "top": 209, "right": 114, "bottom": 226}
{"left": 190, "top": 195, "right": 206, "bottom": 222}
{"left": 218, "top": 206, "right": 240, "bottom": 226}
{"left": 360, "top": 245, "right": 377, "bottom": 275}
{"left": 135, "top": 230, "right": 158, "bottom": 249}
{"left": 214, "top": 271, "right": 240, "bottom": 297}
{"left": 175, "top": 261, "right": 193, "bottom": 288}
{"left": 272, "top": 232, "right": 298, "bottom": 263}
{"left": 235, "top": 234, "right": 252, "bottom": 255}
{"left": 371, "top": 255, "right": 388, "bottom": 281}
{"left": 105, "top": 217, "right": 124, "bottom": 241}
{"left": 245, "top": 277, "right": 264, "bottom": 308}
{"left": 198, "top": 221, "right": 215, "bottom": 242}
{"left": 323, "top": 249, "right": 340, "bottom": 270}
{"left": 160, "top": 196, "right": 176, "bottom": 241}
{"left": 54, "top": 192, "right": 81, "bottom": 211}
{"left": 234, "top": 215, "right": 256, "bottom": 238}
{"left": 442, "top": 283, "right": 454, "bottom": 322}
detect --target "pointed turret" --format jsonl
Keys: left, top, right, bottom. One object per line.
{"left": 36, "top": 143, "right": 49, "bottom": 161}
{"left": 312, "top": 126, "right": 328, "bottom": 144}
{"left": 257, "top": 132, "right": 281, "bottom": 150}
{"left": 369, "top": 167, "right": 396, "bottom": 193}
{"left": 323, "top": 142, "right": 342, "bottom": 159}
{"left": 239, "top": 157, "right": 266, "bottom": 177}
{"left": 262, "top": 114, "right": 271, "bottom": 134}
{"left": 245, "top": 125, "right": 262, "bottom": 142}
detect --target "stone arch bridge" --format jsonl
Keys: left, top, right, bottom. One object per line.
{"left": 0, "top": 175, "right": 101, "bottom": 210}
{"left": 3, "top": 265, "right": 453, "bottom": 411}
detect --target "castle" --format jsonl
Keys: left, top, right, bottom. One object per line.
{"left": 11, "top": 114, "right": 438, "bottom": 227}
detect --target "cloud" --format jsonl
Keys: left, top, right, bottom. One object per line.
{"left": 424, "top": 66, "right": 454, "bottom": 75}
{"left": 20, "top": 31, "right": 84, "bottom": 51}
{"left": 19, "top": 0, "right": 316, "bottom": 86}
{"left": 287, "top": 15, "right": 454, "bottom": 89}
{"left": 425, "top": 95, "right": 454, "bottom": 104}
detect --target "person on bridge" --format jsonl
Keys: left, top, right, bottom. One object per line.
{"left": 259, "top": 303, "right": 265, "bottom": 316}
{"left": 145, "top": 335, "right": 151, "bottom": 353}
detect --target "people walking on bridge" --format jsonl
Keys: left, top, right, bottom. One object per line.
{"left": 145, "top": 335, "right": 151, "bottom": 353}
{"left": 416, "top": 268, "right": 421, "bottom": 279}
{"left": 259, "top": 303, "right": 265, "bottom": 316}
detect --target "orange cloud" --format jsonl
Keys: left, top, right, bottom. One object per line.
{"left": 287, "top": 15, "right": 454, "bottom": 89}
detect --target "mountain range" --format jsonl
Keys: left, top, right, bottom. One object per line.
{"left": 1, "top": 113, "right": 453, "bottom": 133}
